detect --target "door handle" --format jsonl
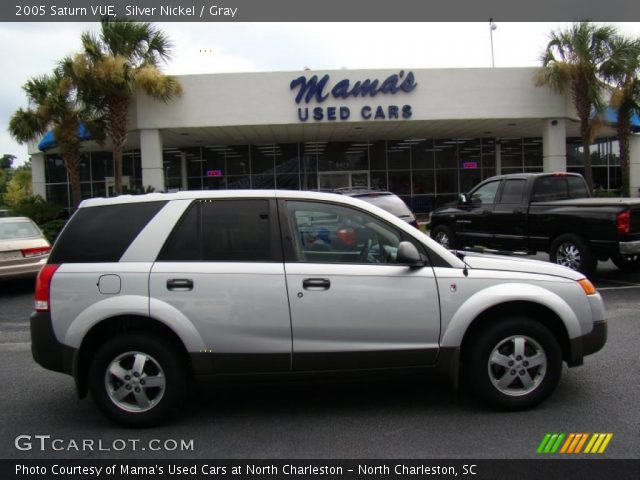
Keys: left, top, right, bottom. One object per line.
{"left": 302, "top": 278, "right": 331, "bottom": 290}
{"left": 166, "top": 279, "right": 194, "bottom": 291}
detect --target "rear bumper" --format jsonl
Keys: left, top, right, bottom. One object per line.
{"left": 568, "top": 320, "right": 607, "bottom": 366}
{"left": 619, "top": 240, "right": 640, "bottom": 255}
{"left": 30, "top": 311, "right": 75, "bottom": 375}
{"left": 0, "top": 257, "right": 46, "bottom": 279}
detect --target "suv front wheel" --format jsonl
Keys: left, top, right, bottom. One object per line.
{"left": 88, "top": 333, "right": 187, "bottom": 427}
{"left": 465, "top": 317, "right": 562, "bottom": 410}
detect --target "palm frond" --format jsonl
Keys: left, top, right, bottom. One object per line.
{"left": 8, "top": 108, "right": 47, "bottom": 143}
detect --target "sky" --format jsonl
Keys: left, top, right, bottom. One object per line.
{"left": 1, "top": 21, "right": 640, "bottom": 166}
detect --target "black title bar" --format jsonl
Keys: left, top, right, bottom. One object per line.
{"left": 3, "top": 0, "right": 640, "bottom": 22}
{"left": 4, "top": 459, "right": 640, "bottom": 480}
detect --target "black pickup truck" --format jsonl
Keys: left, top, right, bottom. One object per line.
{"left": 429, "top": 172, "right": 640, "bottom": 275}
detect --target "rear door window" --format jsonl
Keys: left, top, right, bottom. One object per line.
{"left": 499, "top": 179, "right": 526, "bottom": 204}
{"left": 158, "top": 199, "right": 279, "bottom": 262}
{"left": 532, "top": 177, "right": 569, "bottom": 202}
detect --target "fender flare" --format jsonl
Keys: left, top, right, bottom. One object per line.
{"left": 64, "top": 295, "right": 206, "bottom": 352}
{"left": 440, "top": 282, "right": 580, "bottom": 348}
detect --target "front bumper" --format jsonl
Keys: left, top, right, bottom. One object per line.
{"left": 619, "top": 240, "right": 640, "bottom": 255}
{"left": 568, "top": 320, "right": 607, "bottom": 366}
{"left": 30, "top": 311, "right": 75, "bottom": 375}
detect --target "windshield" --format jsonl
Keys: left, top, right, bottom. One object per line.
{"left": 356, "top": 194, "right": 414, "bottom": 217}
{"left": 0, "top": 221, "right": 41, "bottom": 240}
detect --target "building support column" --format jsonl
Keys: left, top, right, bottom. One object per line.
{"left": 542, "top": 119, "right": 567, "bottom": 172}
{"left": 628, "top": 134, "right": 640, "bottom": 197}
{"left": 140, "top": 129, "right": 165, "bottom": 192}
{"left": 30, "top": 152, "right": 47, "bottom": 199}
{"left": 180, "top": 152, "right": 188, "bottom": 190}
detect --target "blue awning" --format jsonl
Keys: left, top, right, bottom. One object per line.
{"left": 599, "top": 107, "right": 640, "bottom": 130}
{"left": 38, "top": 123, "right": 93, "bottom": 151}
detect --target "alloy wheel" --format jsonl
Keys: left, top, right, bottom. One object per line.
{"left": 487, "top": 335, "right": 547, "bottom": 397}
{"left": 555, "top": 242, "right": 581, "bottom": 270}
{"left": 104, "top": 351, "right": 166, "bottom": 413}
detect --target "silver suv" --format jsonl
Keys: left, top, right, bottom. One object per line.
{"left": 31, "top": 190, "right": 607, "bottom": 426}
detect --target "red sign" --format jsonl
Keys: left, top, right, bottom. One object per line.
{"left": 462, "top": 162, "right": 478, "bottom": 169}
{"left": 206, "top": 170, "right": 223, "bottom": 177}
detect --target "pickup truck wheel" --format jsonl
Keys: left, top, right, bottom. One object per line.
{"left": 466, "top": 318, "right": 562, "bottom": 410}
{"left": 431, "top": 225, "right": 459, "bottom": 250}
{"left": 549, "top": 234, "right": 596, "bottom": 276}
{"left": 611, "top": 253, "right": 640, "bottom": 273}
{"left": 89, "top": 334, "right": 187, "bottom": 427}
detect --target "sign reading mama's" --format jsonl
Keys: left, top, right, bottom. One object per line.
{"left": 290, "top": 70, "right": 416, "bottom": 122}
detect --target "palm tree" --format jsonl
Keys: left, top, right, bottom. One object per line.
{"left": 64, "top": 19, "right": 181, "bottom": 195}
{"left": 8, "top": 72, "right": 103, "bottom": 209}
{"left": 536, "top": 22, "right": 616, "bottom": 193}
{"left": 601, "top": 36, "right": 640, "bottom": 197}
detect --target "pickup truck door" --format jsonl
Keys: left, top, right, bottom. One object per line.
{"left": 457, "top": 179, "right": 501, "bottom": 245}
{"left": 491, "top": 178, "right": 529, "bottom": 250}
{"left": 279, "top": 199, "right": 441, "bottom": 371}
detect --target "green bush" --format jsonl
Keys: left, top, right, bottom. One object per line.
{"left": 39, "top": 219, "right": 67, "bottom": 243}
{"left": 8, "top": 195, "right": 63, "bottom": 224}
{"left": 8, "top": 195, "right": 67, "bottom": 242}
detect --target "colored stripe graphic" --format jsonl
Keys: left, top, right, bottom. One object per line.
{"left": 537, "top": 433, "right": 565, "bottom": 453}
{"left": 585, "top": 433, "right": 613, "bottom": 454}
{"left": 540, "top": 433, "right": 613, "bottom": 454}
{"left": 574, "top": 433, "right": 589, "bottom": 454}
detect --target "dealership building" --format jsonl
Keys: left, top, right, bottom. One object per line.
{"left": 28, "top": 67, "right": 640, "bottom": 212}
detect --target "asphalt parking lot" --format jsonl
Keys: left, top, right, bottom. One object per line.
{"left": 0, "top": 257, "right": 638, "bottom": 460}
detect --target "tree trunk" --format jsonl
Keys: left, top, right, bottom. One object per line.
{"left": 580, "top": 118, "right": 594, "bottom": 194}
{"left": 62, "top": 151, "right": 82, "bottom": 210}
{"left": 617, "top": 108, "right": 631, "bottom": 197}
{"left": 107, "top": 97, "right": 130, "bottom": 196}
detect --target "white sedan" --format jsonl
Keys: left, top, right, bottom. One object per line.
{"left": 0, "top": 217, "right": 50, "bottom": 279}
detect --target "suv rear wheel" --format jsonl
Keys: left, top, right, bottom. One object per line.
{"left": 465, "top": 317, "right": 562, "bottom": 410}
{"left": 89, "top": 334, "right": 187, "bottom": 427}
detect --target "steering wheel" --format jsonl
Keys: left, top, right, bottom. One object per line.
{"left": 358, "top": 239, "right": 372, "bottom": 263}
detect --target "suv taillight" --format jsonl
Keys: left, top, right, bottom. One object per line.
{"left": 617, "top": 210, "right": 630, "bottom": 236}
{"left": 34, "top": 264, "right": 59, "bottom": 312}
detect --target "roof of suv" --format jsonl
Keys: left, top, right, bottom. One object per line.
{"left": 79, "top": 189, "right": 391, "bottom": 209}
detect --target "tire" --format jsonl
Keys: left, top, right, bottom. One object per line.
{"left": 431, "top": 224, "right": 460, "bottom": 250}
{"left": 465, "top": 317, "right": 562, "bottom": 410}
{"left": 549, "top": 234, "right": 596, "bottom": 276}
{"left": 611, "top": 253, "right": 640, "bottom": 273}
{"left": 89, "top": 333, "right": 187, "bottom": 427}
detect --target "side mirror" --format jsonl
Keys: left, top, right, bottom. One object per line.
{"left": 397, "top": 241, "right": 423, "bottom": 267}
{"left": 459, "top": 193, "right": 468, "bottom": 204}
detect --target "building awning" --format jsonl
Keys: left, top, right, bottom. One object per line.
{"left": 600, "top": 107, "right": 640, "bottom": 131}
{"left": 38, "top": 123, "right": 93, "bottom": 151}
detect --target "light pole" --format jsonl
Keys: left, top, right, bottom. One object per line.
{"left": 489, "top": 18, "right": 497, "bottom": 67}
